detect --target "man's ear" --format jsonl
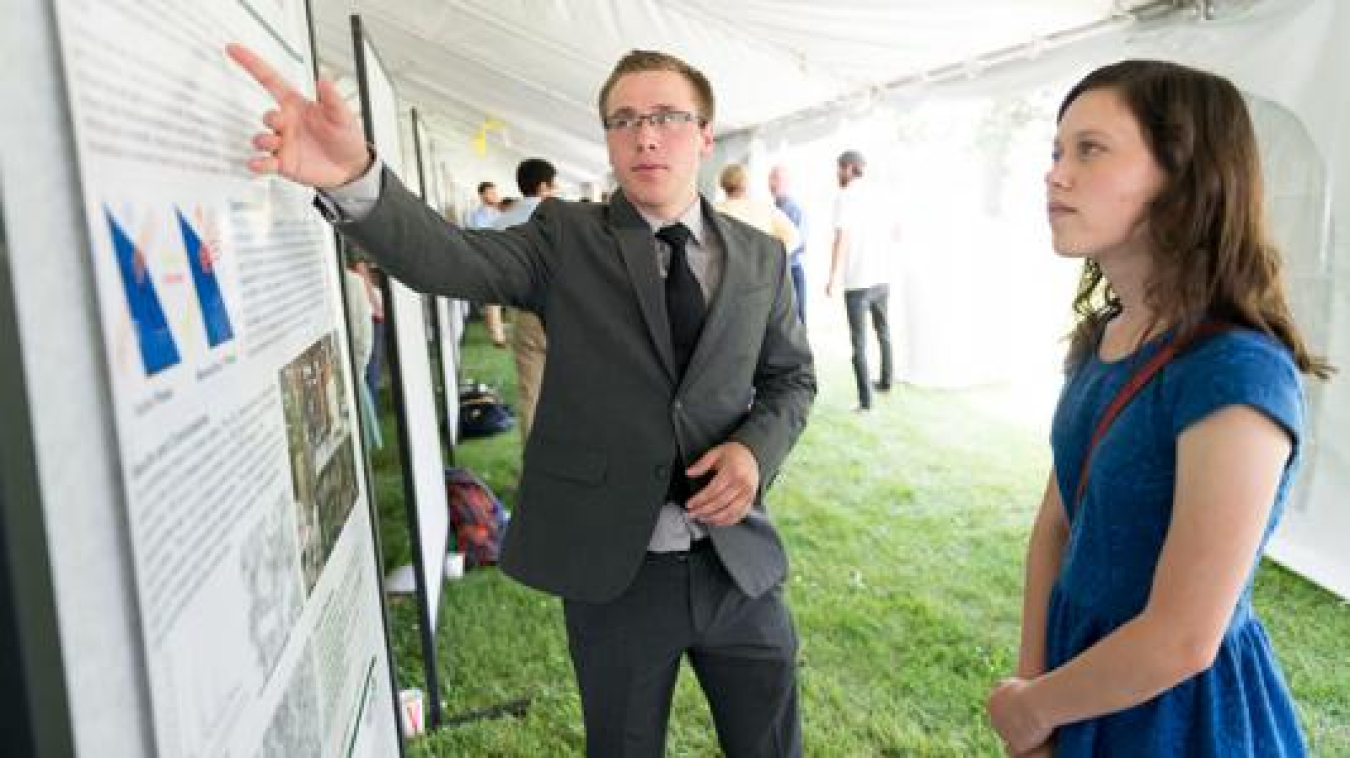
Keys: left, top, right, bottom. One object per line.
{"left": 698, "top": 123, "right": 715, "bottom": 156}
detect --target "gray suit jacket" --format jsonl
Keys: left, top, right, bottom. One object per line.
{"left": 339, "top": 169, "right": 815, "bottom": 602}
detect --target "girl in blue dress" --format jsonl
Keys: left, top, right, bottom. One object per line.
{"left": 986, "top": 60, "right": 1334, "bottom": 756}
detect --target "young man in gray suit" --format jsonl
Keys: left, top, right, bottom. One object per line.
{"left": 230, "top": 44, "right": 815, "bottom": 757}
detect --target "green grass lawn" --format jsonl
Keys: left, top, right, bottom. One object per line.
{"left": 374, "top": 319, "right": 1350, "bottom": 756}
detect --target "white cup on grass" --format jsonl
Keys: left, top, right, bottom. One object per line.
{"left": 399, "top": 688, "right": 424, "bottom": 736}
{"left": 445, "top": 551, "right": 465, "bottom": 580}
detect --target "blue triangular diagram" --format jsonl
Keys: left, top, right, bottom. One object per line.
{"left": 105, "top": 207, "right": 181, "bottom": 375}
{"left": 175, "top": 208, "right": 235, "bottom": 347}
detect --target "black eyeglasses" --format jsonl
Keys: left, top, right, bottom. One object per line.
{"left": 603, "top": 110, "right": 705, "bottom": 132}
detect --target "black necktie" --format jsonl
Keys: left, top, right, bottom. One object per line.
{"left": 657, "top": 222, "right": 705, "bottom": 504}
{"left": 657, "top": 223, "right": 705, "bottom": 377}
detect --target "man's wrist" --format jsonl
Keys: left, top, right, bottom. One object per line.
{"left": 319, "top": 149, "right": 383, "bottom": 222}
{"left": 337, "top": 144, "right": 377, "bottom": 187}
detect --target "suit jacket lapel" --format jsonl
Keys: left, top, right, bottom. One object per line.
{"left": 609, "top": 192, "right": 676, "bottom": 382}
{"left": 683, "top": 198, "right": 744, "bottom": 384}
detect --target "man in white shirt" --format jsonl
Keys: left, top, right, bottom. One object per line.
{"left": 827, "top": 150, "right": 893, "bottom": 411}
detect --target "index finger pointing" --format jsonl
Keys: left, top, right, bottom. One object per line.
{"left": 226, "top": 43, "right": 297, "bottom": 103}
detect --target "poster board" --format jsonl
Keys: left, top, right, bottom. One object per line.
{"left": 351, "top": 14, "right": 452, "bottom": 726}
{"left": 32, "top": 0, "right": 404, "bottom": 754}
{"left": 410, "top": 108, "right": 464, "bottom": 447}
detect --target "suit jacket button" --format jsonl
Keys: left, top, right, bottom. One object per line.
{"left": 655, "top": 465, "right": 669, "bottom": 480}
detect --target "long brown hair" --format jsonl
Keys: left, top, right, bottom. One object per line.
{"left": 1060, "top": 60, "right": 1332, "bottom": 378}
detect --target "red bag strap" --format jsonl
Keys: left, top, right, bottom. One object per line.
{"left": 1072, "top": 320, "right": 1233, "bottom": 512}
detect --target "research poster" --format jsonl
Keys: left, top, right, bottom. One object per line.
{"left": 355, "top": 27, "right": 452, "bottom": 630}
{"left": 52, "top": 0, "right": 400, "bottom": 754}
{"left": 411, "top": 112, "right": 464, "bottom": 448}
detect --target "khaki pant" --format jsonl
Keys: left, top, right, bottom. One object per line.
{"left": 511, "top": 310, "right": 547, "bottom": 442}
{"left": 483, "top": 304, "right": 508, "bottom": 346}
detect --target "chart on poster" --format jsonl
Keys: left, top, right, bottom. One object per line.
{"left": 51, "top": 0, "right": 400, "bottom": 755}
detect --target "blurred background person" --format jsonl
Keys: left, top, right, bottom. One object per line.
{"left": 716, "top": 163, "right": 800, "bottom": 256}
{"left": 769, "top": 164, "right": 808, "bottom": 325}
{"left": 827, "top": 149, "right": 893, "bottom": 412}
{"left": 491, "top": 157, "right": 559, "bottom": 443}
{"left": 467, "top": 180, "right": 508, "bottom": 347}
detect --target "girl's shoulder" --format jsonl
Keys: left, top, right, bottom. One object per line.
{"left": 1164, "top": 327, "right": 1303, "bottom": 440}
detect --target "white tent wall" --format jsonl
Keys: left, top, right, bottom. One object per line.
{"left": 936, "top": 0, "right": 1350, "bottom": 602}
{"left": 735, "top": 93, "right": 1079, "bottom": 391}
{"left": 744, "top": 0, "right": 1349, "bottom": 598}
{"left": 1254, "top": 0, "right": 1350, "bottom": 601}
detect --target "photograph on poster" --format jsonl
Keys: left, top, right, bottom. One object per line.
{"left": 279, "top": 333, "right": 359, "bottom": 593}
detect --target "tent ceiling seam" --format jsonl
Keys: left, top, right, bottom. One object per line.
{"left": 719, "top": 0, "right": 1186, "bottom": 143}
{"left": 665, "top": 0, "right": 863, "bottom": 89}
{"left": 421, "top": 0, "right": 612, "bottom": 85}
{"left": 352, "top": 12, "right": 599, "bottom": 123}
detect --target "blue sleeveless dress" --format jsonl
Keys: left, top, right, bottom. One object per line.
{"left": 1046, "top": 328, "right": 1307, "bottom": 756}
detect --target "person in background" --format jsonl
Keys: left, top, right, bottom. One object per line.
{"left": 827, "top": 149, "right": 893, "bottom": 412}
{"left": 344, "top": 246, "right": 385, "bottom": 411}
{"left": 768, "top": 165, "right": 807, "bottom": 324}
{"left": 987, "top": 59, "right": 1332, "bottom": 757}
{"left": 715, "top": 163, "right": 800, "bottom": 254}
{"left": 230, "top": 43, "right": 814, "bottom": 757}
{"left": 467, "top": 180, "right": 508, "bottom": 346}
{"left": 466, "top": 180, "right": 502, "bottom": 228}
{"left": 343, "top": 250, "right": 382, "bottom": 450}
{"left": 491, "top": 157, "right": 558, "bottom": 443}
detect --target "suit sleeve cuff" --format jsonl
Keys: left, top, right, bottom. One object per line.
{"left": 315, "top": 155, "right": 384, "bottom": 222}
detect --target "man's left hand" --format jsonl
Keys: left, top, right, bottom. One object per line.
{"left": 684, "top": 442, "right": 760, "bottom": 526}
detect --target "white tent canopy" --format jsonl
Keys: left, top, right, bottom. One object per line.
{"left": 311, "top": 0, "right": 1178, "bottom": 192}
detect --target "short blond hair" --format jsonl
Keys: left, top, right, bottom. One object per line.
{"left": 597, "top": 50, "right": 715, "bottom": 125}
{"left": 719, "top": 164, "right": 748, "bottom": 195}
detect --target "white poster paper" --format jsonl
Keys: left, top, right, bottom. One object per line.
{"left": 51, "top": 0, "right": 400, "bottom": 754}
{"left": 411, "top": 111, "right": 464, "bottom": 449}
{"left": 355, "top": 30, "right": 452, "bottom": 630}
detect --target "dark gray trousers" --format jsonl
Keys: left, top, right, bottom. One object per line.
{"left": 789, "top": 263, "right": 807, "bottom": 325}
{"left": 562, "top": 543, "right": 801, "bottom": 757}
{"left": 844, "top": 284, "right": 893, "bottom": 408}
